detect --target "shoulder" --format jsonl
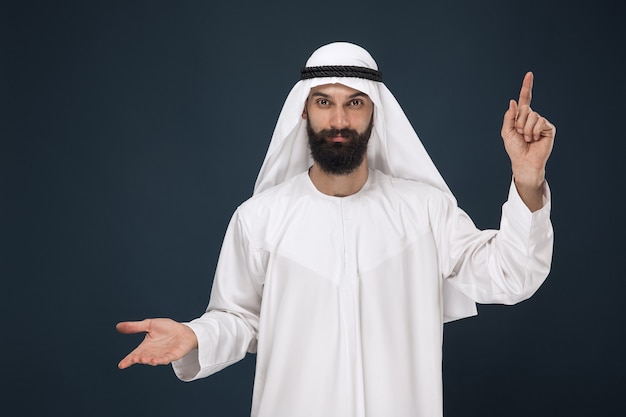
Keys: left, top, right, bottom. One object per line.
{"left": 370, "top": 169, "right": 451, "bottom": 205}
{"left": 367, "top": 170, "right": 459, "bottom": 225}
{"left": 235, "top": 171, "right": 309, "bottom": 223}
{"left": 229, "top": 172, "right": 312, "bottom": 248}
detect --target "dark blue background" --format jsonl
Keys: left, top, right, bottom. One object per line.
{"left": 2, "top": 0, "right": 624, "bottom": 415}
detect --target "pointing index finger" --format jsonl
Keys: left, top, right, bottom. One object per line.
{"left": 518, "top": 71, "right": 534, "bottom": 107}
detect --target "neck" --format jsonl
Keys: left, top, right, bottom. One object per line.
{"left": 309, "top": 159, "right": 369, "bottom": 197}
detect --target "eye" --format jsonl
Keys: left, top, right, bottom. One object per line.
{"left": 316, "top": 98, "right": 329, "bottom": 106}
{"left": 349, "top": 99, "right": 363, "bottom": 107}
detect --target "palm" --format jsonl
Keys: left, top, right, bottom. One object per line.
{"left": 117, "top": 318, "right": 198, "bottom": 369}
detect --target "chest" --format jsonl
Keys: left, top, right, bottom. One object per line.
{"left": 262, "top": 196, "right": 436, "bottom": 279}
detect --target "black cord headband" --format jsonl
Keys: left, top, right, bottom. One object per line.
{"left": 300, "top": 65, "right": 383, "bottom": 82}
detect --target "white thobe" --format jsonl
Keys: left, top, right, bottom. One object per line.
{"left": 172, "top": 169, "right": 553, "bottom": 417}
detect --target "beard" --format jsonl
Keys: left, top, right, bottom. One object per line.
{"left": 307, "top": 118, "right": 373, "bottom": 175}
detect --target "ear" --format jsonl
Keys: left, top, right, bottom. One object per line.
{"left": 301, "top": 96, "right": 310, "bottom": 119}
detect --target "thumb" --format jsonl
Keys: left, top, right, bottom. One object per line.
{"left": 116, "top": 320, "right": 150, "bottom": 334}
{"left": 501, "top": 99, "right": 517, "bottom": 137}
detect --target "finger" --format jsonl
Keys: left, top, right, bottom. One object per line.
{"left": 116, "top": 320, "right": 150, "bottom": 334}
{"left": 118, "top": 349, "right": 176, "bottom": 369}
{"left": 523, "top": 111, "right": 540, "bottom": 142}
{"left": 118, "top": 348, "right": 143, "bottom": 369}
{"left": 118, "top": 353, "right": 159, "bottom": 369}
{"left": 532, "top": 115, "right": 552, "bottom": 141}
{"left": 545, "top": 119, "right": 556, "bottom": 138}
{"left": 118, "top": 356, "right": 134, "bottom": 369}
{"left": 118, "top": 347, "right": 159, "bottom": 369}
{"left": 518, "top": 71, "right": 533, "bottom": 107}
{"left": 501, "top": 99, "right": 517, "bottom": 136}
{"left": 515, "top": 104, "right": 531, "bottom": 135}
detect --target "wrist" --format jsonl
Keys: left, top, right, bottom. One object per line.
{"left": 511, "top": 166, "right": 545, "bottom": 190}
{"left": 512, "top": 172, "right": 545, "bottom": 212}
{"left": 182, "top": 322, "right": 199, "bottom": 349}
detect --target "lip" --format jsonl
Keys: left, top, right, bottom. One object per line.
{"left": 330, "top": 135, "right": 347, "bottom": 143}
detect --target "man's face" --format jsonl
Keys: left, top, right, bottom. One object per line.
{"left": 303, "top": 83, "right": 374, "bottom": 175}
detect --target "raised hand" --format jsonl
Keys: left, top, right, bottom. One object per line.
{"left": 501, "top": 72, "right": 556, "bottom": 211}
{"left": 117, "top": 318, "right": 198, "bottom": 369}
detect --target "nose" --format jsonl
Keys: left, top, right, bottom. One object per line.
{"left": 330, "top": 106, "right": 349, "bottom": 130}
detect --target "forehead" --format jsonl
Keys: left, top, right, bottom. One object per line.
{"left": 308, "top": 83, "right": 370, "bottom": 99}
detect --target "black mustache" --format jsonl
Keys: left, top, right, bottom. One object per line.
{"left": 318, "top": 128, "right": 359, "bottom": 140}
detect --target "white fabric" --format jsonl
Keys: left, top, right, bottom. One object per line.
{"left": 254, "top": 41, "right": 477, "bottom": 320}
{"left": 254, "top": 42, "right": 450, "bottom": 196}
{"left": 173, "top": 169, "right": 553, "bottom": 417}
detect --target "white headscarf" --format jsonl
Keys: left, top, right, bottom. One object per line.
{"left": 253, "top": 42, "right": 477, "bottom": 321}
{"left": 254, "top": 42, "right": 451, "bottom": 197}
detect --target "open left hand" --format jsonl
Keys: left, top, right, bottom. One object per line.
{"left": 501, "top": 72, "right": 556, "bottom": 189}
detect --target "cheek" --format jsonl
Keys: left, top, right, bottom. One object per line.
{"left": 355, "top": 112, "right": 374, "bottom": 133}
{"left": 305, "top": 112, "right": 327, "bottom": 132}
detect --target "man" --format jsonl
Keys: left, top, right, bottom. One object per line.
{"left": 117, "top": 42, "right": 555, "bottom": 416}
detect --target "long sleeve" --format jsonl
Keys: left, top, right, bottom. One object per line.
{"left": 172, "top": 210, "right": 267, "bottom": 381}
{"left": 435, "top": 180, "right": 553, "bottom": 306}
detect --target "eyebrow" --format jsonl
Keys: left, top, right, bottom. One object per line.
{"left": 310, "top": 92, "right": 369, "bottom": 99}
